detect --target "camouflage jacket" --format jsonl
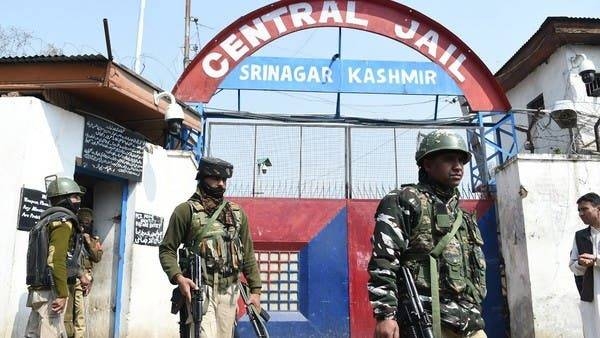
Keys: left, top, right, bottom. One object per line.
{"left": 367, "top": 183, "right": 486, "bottom": 320}
{"left": 81, "top": 233, "right": 103, "bottom": 277}
{"left": 159, "top": 193, "right": 262, "bottom": 294}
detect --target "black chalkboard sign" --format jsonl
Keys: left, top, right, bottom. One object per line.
{"left": 134, "top": 212, "right": 164, "bottom": 246}
{"left": 18, "top": 188, "right": 51, "bottom": 231}
{"left": 81, "top": 116, "right": 145, "bottom": 182}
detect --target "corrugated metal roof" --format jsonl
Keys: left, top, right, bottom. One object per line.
{"left": 498, "top": 17, "right": 600, "bottom": 73}
{"left": 495, "top": 17, "right": 600, "bottom": 91}
{"left": 0, "top": 53, "right": 165, "bottom": 96}
{"left": 0, "top": 54, "right": 107, "bottom": 64}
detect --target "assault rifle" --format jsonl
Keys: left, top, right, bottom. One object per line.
{"left": 239, "top": 281, "right": 270, "bottom": 338}
{"left": 172, "top": 248, "right": 203, "bottom": 338}
{"left": 188, "top": 248, "right": 203, "bottom": 338}
{"left": 398, "top": 266, "right": 434, "bottom": 338}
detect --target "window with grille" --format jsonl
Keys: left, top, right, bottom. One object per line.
{"left": 585, "top": 74, "right": 600, "bottom": 97}
{"left": 256, "top": 250, "right": 300, "bottom": 312}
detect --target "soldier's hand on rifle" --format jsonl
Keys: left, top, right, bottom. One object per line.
{"left": 249, "top": 292, "right": 261, "bottom": 311}
{"left": 175, "top": 273, "right": 199, "bottom": 303}
{"left": 51, "top": 297, "right": 67, "bottom": 313}
{"left": 375, "top": 318, "right": 399, "bottom": 338}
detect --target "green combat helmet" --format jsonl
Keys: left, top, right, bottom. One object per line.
{"left": 415, "top": 130, "right": 471, "bottom": 166}
{"left": 46, "top": 177, "right": 84, "bottom": 199}
{"left": 45, "top": 176, "right": 84, "bottom": 212}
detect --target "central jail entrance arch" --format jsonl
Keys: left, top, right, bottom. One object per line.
{"left": 174, "top": 0, "right": 509, "bottom": 112}
{"left": 174, "top": 1, "right": 512, "bottom": 337}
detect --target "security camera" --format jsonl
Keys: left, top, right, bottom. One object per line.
{"left": 256, "top": 157, "right": 272, "bottom": 174}
{"left": 164, "top": 104, "right": 184, "bottom": 137}
{"left": 154, "top": 91, "right": 185, "bottom": 137}
{"left": 579, "top": 58, "right": 596, "bottom": 84}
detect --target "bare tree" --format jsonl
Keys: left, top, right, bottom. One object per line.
{"left": 0, "top": 25, "right": 63, "bottom": 57}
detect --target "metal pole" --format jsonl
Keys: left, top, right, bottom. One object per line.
{"left": 433, "top": 95, "right": 439, "bottom": 120}
{"left": 237, "top": 90, "right": 241, "bottom": 112}
{"left": 251, "top": 125, "right": 257, "bottom": 197}
{"left": 345, "top": 127, "right": 352, "bottom": 199}
{"left": 568, "top": 127, "right": 574, "bottom": 154}
{"left": 298, "top": 126, "right": 303, "bottom": 199}
{"left": 335, "top": 27, "right": 342, "bottom": 118}
{"left": 206, "top": 121, "right": 212, "bottom": 157}
{"left": 393, "top": 128, "right": 398, "bottom": 189}
{"left": 103, "top": 19, "right": 113, "bottom": 61}
{"left": 183, "top": 0, "right": 191, "bottom": 69}
{"left": 595, "top": 116, "right": 600, "bottom": 152}
{"left": 134, "top": 0, "right": 146, "bottom": 73}
{"left": 478, "top": 112, "right": 490, "bottom": 190}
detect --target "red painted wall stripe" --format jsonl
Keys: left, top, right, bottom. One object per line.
{"left": 230, "top": 198, "right": 345, "bottom": 250}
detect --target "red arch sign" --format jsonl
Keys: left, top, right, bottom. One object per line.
{"left": 173, "top": 0, "right": 510, "bottom": 112}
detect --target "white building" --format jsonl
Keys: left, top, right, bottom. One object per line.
{"left": 494, "top": 17, "right": 600, "bottom": 337}
{"left": 0, "top": 55, "right": 202, "bottom": 337}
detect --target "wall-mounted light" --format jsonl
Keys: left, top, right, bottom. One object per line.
{"left": 549, "top": 100, "right": 578, "bottom": 129}
{"left": 154, "top": 91, "right": 184, "bottom": 137}
{"left": 571, "top": 54, "right": 597, "bottom": 84}
{"left": 513, "top": 99, "right": 577, "bottom": 129}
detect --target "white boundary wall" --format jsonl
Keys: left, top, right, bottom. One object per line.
{"left": 495, "top": 153, "right": 600, "bottom": 337}
{"left": 0, "top": 97, "right": 197, "bottom": 337}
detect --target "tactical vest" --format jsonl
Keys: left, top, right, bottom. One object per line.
{"left": 401, "top": 185, "right": 487, "bottom": 305}
{"left": 26, "top": 206, "right": 80, "bottom": 287}
{"left": 67, "top": 232, "right": 85, "bottom": 284}
{"left": 185, "top": 199, "right": 244, "bottom": 290}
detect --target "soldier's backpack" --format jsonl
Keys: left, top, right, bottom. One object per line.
{"left": 26, "top": 206, "right": 79, "bottom": 287}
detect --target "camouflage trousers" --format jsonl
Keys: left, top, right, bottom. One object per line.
{"left": 442, "top": 328, "right": 486, "bottom": 338}
{"left": 188, "top": 283, "right": 239, "bottom": 338}
{"left": 65, "top": 279, "right": 86, "bottom": 338}
{"left": 25, "top": 289, "right": 67, "bottom": 338}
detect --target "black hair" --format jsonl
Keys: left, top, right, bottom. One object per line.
{"left": 577, "top": 192, "right": 600, "bottom": 207}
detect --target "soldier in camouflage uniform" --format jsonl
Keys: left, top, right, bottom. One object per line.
{"left": 368, "top": 130, "right": 487, "bottom": 338}
{"left": 64, "top": 207, "right": 103, "bottom": 338}
{"left": 159, "top": 157, "right": 262, "bottom": 338}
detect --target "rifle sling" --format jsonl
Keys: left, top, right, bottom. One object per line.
{"left": 429, "top": 209, "right": 463, "bottom": 338}
{"left": 193, "top": 200, "right": 228, "bottom": 244}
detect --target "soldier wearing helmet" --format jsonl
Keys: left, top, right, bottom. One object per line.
{"left": 25, "top": 176, "right": 85, "bottom": 337}
{"left": 368, "top": 130, "right": 487, "bottom": 338}
{"left": 64, "top": 207, "right": 103, "bottom": 338}
{"left": 159, "top": 157, "right": 262, "bottom": 337}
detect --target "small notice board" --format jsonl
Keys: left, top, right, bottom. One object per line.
{"left": 81, "top": 116, "right": 145, "bottom": 181}
{"left": 134, "top": 212, "right": 164, "bottom": 246}
{"left": 18, "top": 187, "right": 50, "bottom": 231}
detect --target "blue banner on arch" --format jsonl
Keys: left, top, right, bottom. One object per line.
{"left": 219, "top": 56, "right": 462, "bottom": 96}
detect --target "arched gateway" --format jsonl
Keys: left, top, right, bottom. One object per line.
{"left": 173, "top": 0, "right": 510, "bottom": 112}
{"left": 172, "top": 1, "right": 509, "bottom": 337}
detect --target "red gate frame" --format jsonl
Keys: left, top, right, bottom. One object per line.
{"left": 173, "top": 0, "right": 510, "bottom": 112}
